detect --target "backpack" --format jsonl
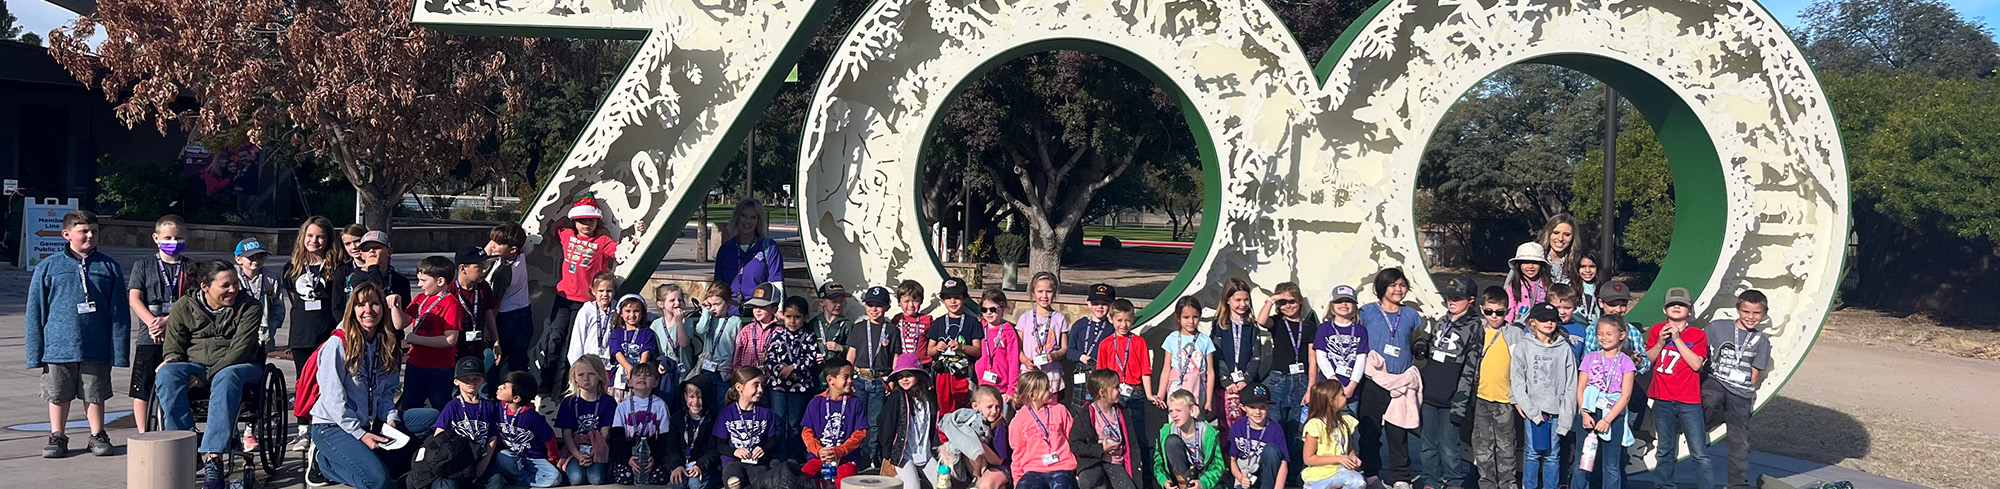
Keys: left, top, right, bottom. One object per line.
{"left": 405, "top": 428, "right": 479, "bottom": 488}
{"left": 291, "top": 329, "right": 346, "bottom": 418}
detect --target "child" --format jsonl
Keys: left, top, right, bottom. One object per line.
{"left": 565, "top": 271, "right": 619, "bottom": 391}
{"left": 1094, "top": 298, "right": 1153, "bottom": 480}
{"left": 694, "top": 282, "right": 744, "bottom": 410}
{"left": 894, "top": 280, "right": 935, "bottom": 366}
{"left": 767, "top": 296, "right": 826, "bottom": 461}
{"left": 1595, "top": 281, "right": 1652, "bottom": 446}
{"left": 340, "top": 223, "right": 368, "bottom": 263}
{"left": 558, "top": 356, "right": 618, "bottom": 485}
{"left": 878, "top": 353, "right": 942, "bottom": 488}
{"left": 1300, "top": 380, "right": 1364, "bottom": 489}
{"left": 347, "top": 231, "right": 411, "bottom": 303}
{"left": 1704, "top": 290, "right": 1772, "bottom": 489}
{"left": 1540, "top": 214, "right": 1579, "bottom": 285}
{"left": 31, "top": 210, "right": 126, "bottom": 456}
{"left": 1156, "top": 297, "right": 1215, "bottom": 413}
{"left": 1309, "top": 285, "right": 1366, "bottom": 405}
{"left": 1412, "top": 277, "right": 1478, "bottom": 489}
{"left": 403, "top": 256, "right": 468, "bottom": 410}
{"left": 1155, "top": 390, "right": 1224, "bottom": 489}
{"left": 1552, "top": 283, "right": 1590, "bottom": 361}
{"left": 975, "top": 289, "right": 1023, "bottom": 401}
{"left": 668, "top": 381, "right": 718, "bottom": 489}
{"left": 1007, "top": 368, "right": 1077, "bottom": 489}
{"left": 802, "top": 360, "right": 868, "bottom": 482}
{"left": 1067, "top": 283, "right": 1119, "bottom": 400}
{"left": 650, "top": 283, "right": 696, "bottom": 391}
{"left": 1213, "top": 278, "right": 1269, "bottom": 426}
{"left": 491, "top": 371, "right": 561, "bottom": 488}
{"left": 928, "top": 276, "right": 984, "bottom": 412}
{"left": 1356, "top": 269, "right": 1421, "bottom": 486}
{"left": 609, "top": 294, "right": 661, "bottom": 398}
{"left": 1227, "top": 385, "right": 1289, "bottom": 489}
{"left": 1016, "top": 272, "right": 1069, "bottom": 393}
{"left": 484, "top": 222, "right": 534, "bottom": 376}
{"left": 614, "top": 361, "right": 671, "bottom": 485}
{"left": 844, "top": 286, "right": 898, "bottom": 465}
{"left": 433, "top": 357, "right": 502, "bottom": 488}
{"left": 1258, "top": 281, "right": 1313, "bottom": 437}
{"left": 544, "top": 195, "right": 641, "bottom": 397}
{"left": 1573, "top": 255, "right": 1605, "bottom": 324}
{"left": 126, "top": 215, "right": 184, "bottom": 435}
{"left": 1466, "top": 286, "right": 1526, "bottom": 489}
{"left": 719, "top": 366, "right": 782, "bottom": 489}
{"left": 941, "top": 385, "right": 1011, "bottom": 489}
{"left": 1573, "top": 316, "right": 1638, "bottom": 489}
{"left": 1513, "top": 303, "right": 1579, "bottom": 489}
{"left": 1507, "top": 242, "right": 1552, "bottom": 323}
{"left": 284, "top": 216, "right": 346, "bottom": 449}
{"left": 1647, "top": 287, "right": 1716, "bottom": 489}
{"left": 233, "top": 238, "right": 285, "bottom": 352}
{"left": 735, "top": 283, "right": 785, "bottom": 372}
{"left": 810, "top": 283, "right": 856, "bottom": 373}
{"left": 451, "top": 247, "right": 498, "bottom": 364}
{"left": 1073, "top": 369, "right": 1138, "bottom": 489}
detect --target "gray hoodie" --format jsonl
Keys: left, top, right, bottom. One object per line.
{"left": 1509, "top": 328, "right": 1578, "bottom": 436}
{"left": 938, "top": 408, "right": 992, "bottom": 460}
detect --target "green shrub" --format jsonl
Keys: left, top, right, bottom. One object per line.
{"left": 994, "top": 234, "right": 1027, "bottom": 264}
{"left": 95, "top": 157, "right": 188, "bottom": 220}
{"left": 1100, "top": 236, "right": 1123, "bottom": 249}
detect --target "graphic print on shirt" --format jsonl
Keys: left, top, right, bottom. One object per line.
{"left": 564, "top": 234, "right": 601, "bottom": 274}
{"left": 624, "top": 407, "right": 663, "bottom": 438}
{"left": 1318, "top": 324, "right": 1363, "bottom": 379}
{"left": 726, "top": 416, "right": 769, "bottom": 449}
{"left": 500, "top": 418, "right": 537, "bottom": 454}
{"left": 1430, "top": 324, "right": 1465, "bottom": 363}
{"left": 1232, "top": 434, "right": 1267, "bottom": 462}
{"left": 451, "top": 412, "right": 493, "bottom": 443}
{"left": 818, "top": 407, "right": 848, "bottom": 447}
{"left": 1713, "top": 337, "right": 1756, "bottom": 390}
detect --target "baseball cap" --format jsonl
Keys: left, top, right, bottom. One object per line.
{"left": 939, "top": 277, "right": 970, "bottom": 299}
{"left": 453, "top": 246, "right": 489, "bottom": 266}
{"left": 1443, "top": 277, "right": 1478, "bottom": 300}
{"left": 1663, "top": 287, "right": 1694, "bottom": 308}
{"left": 817, "top": 282, "right": 851, "bottom": 300}
{"left": 454, "top": 356, "right": 486, "bottom": 381}
{"left": 1528, "top": 302, "right": 1562, "bottom": 322}
{"left": 1599, "top": 281, "right": 1634, "bottom": 303}
{"left": 1088, "top": 283, "right": 1117, "bottom": 304}
{"left": 744, "top": 282, "right": 782, "bottom": 308}
{"left": 1240, "top": 384, "right": 1273, "bottom": 406}
{"left": 861, "top": 286, "right": 892, "bottom": 306}
{"left": 234, "top": 238, "right": 271, "bottom": 259}
{"left": 358, "top": 230, "right": 392, "bottom": 249}
{"left": 1331, "top": 285, "right": 1358, "bottom": 303}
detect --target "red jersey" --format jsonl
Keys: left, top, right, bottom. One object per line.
{"left": 1646, "top": 321, "right": 1709, "bottom": 404}
{"left": 404, "top": 291, "right": 466, "bottom": 369}
{"left": 1096, "top": 334, "right": 1153, "bottom": 386}
{"left": 555, "top": 227, "right": 618, "bottom": 302}
{"left": 894, "top": 313, "right": 932, "bottom": 362}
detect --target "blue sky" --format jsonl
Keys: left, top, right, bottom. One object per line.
{"left": 10, "top": 0, "right": 2000, "bottom": 44}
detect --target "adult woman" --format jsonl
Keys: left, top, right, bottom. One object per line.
{"left": 308, "top": 282, "right": 433, "bottom": 489}
{"left": 1539, "top": 213, "right": 1580, "bottom": 285}
{"left": 285, "top": 216, "right": 347, "bottom": 451}
{"left": 155, "top": 260, "right": 264, "bottom": 484}
{"left": 712, "top": 198, "right": 784, "bottom": 304}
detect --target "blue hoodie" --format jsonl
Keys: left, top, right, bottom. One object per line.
{"left": 26, "top": 249, "right": 130, "bottom": 368}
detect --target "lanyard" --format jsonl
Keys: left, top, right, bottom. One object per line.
{"left": 1115, "top": 334, "right": 1136, "bottom": 369}
{"left": 1283, "top": 318, "right": 1304, "bottom": 358}
{"left": 1735, "top": 326, "right": 1757, "bottom": 352}
{"left": 411, "top": 293, "right": 446, "bottom": 331}
{"left": 1081, "top": 318, "right": 1110, "bottom": 352}
{"left": 76, "top": 257, "right": 94, "bottom": 303}
{"left": 683, "top": 414, "right": 702, "bottom": 458}
{"left": 1380, "top": 306, "right": 1404, "bottom": 338}
{"left": 1025, "top": 405, "right": 1055, "bottom": 445}
{"left": 595, "top": 307, "right": 612, "bottom": 354}
{"left": 360, "top": 339, "right": 381, "bottom": 418}
{"left": 942, "top": 315, "right": 967, "bottom": 339}
{"left": 1091, "top": 404, "right": 1121, "bottom": 440}
{"left": 456, "top": 285, "right": 480, "bottom": 319}
{"left": 1483, "top": 328, "right": 1503, "bottom": 355}
{"left": 1032, "top": 312, "right": 1053, "bottom": 351}
{"left": 866, "top": 319, "right": 887, "bottom": 368}
{"left": 156, "top": 259, "right": 182, "bottom": 299}
{"left": 1230, "top": 320, "right": 1252, "bottom": 371}
{"left": 1176, "top": 334, "right": 1200, "bottom": 368}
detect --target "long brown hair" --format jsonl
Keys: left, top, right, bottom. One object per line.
{"left": 1305, "top": 379, "right": 1347, "bottom": 435}
{"left": 284, "top": 216, "right": 347, "bottom": 285}
{"left": 340, "top": 282, "right": 403, "bottom": 375}
{"left": 723, "top": 366, "right": 765, "bottom": 405}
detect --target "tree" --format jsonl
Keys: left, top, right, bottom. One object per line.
{"left": 1800, "top": 0, "right": 2000, "bottom": 78}
{"left": 1571, "top": 109, "right": 1674, "bottom": 267}
{"left": 50, "top": 0, "right": 594, "bottom": 231}
{"left": 1, "top": 0, "right": 21, "bottom": 40}
{"left": 1418, "top": 64, "right": 1605, "bottom": 226}
{"left": 1141, "top": 156, "right": 1203, "bottom": 241}
{"left": 18, "top": 32, "right": 38, "bottom": 46}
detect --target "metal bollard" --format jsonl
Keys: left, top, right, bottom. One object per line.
{"left": 127, "top": 430, "right": 198, "bottom": 489}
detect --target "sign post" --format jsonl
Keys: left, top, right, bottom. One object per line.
{"left": 20, "top": 198, "right": 80, "bottom": 268}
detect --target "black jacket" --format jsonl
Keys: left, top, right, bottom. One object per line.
{"left": 1069, "top": 402, "right": 1136, "bottom": 474}
{"left": 1212, "top": 316, "right": 1272, "bottom": 387}
{"left": 662, "top": 409, "right": 719, "bottom": 472}
{"left": 875, "top": 389, "right": 941, "bottom": 465}
{"left": 1411, "top": 311, "right": 1483, "bottom": 410}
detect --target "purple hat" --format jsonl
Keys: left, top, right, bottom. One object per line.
{"left": 890, "top": 352, "right": 926, "bottom": 379}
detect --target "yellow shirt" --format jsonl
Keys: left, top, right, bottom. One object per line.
{"left": 1301, "top": 414, "right": 1359, "bottom": 481}
{"left": 1476, "top": 328, "right": 1512, "bottom": 403}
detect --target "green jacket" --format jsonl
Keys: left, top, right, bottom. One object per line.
{"left": 1153, "top": 421, "right": 1225, "bottom": 488}
{"left": 163, "top": 293, "right": 264, "bottom": 379}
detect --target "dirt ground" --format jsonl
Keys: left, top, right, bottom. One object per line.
{"left": 1819, "top": 307, "right": 2000, "bottom": 360}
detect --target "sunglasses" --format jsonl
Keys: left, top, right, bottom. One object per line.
{"left": 1275, "top": 299, "right": 1298, "bottom": 306}
{"left": 983, "top": 306, "right": 1004, "bottom": 313}
{"left": 1481, "top": 308, "right": 1507, "bottom": 317}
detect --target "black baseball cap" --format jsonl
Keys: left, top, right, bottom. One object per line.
{"left": 744, "top": 282, "right": 782, "bottom": 308}
{"left": 1443, "top": 277, "right": 1478, "bottom": 300}
{"left": 861, "top": 286, "right": 892, "bottom": 306}
{"left": 1240, "top": 384, "right": 1272, "bottom": 406}
{"left": 454, "top": 246, "right": 490, "bottom": 266}
{"left": 1088, "top": 283, "right": 1117, "bottom": 304}
{"left": 818, "top": 282, "right": 851, "bottom": 300}
{"left": 1528, "top": 302, "right": 1562, "bottom": 323}
{"left": 939, "top": 277, "right": 970, "bottom": 299}
{"left": 454, "top": 356, "right": 486, "bottom": 381}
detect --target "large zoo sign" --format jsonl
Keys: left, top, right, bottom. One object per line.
{"left": 416, "top": 0, "right": 1848, "bottom": 469}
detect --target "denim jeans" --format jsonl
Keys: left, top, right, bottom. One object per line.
{"left": 1415, "top": 403, "right": 1466, "bottom": 488}
{"left": 855, "top": 377, "right": 886, "bottom": 465}
{"left": 1264, "top": 371, "right": 1308, "bottom": 485}
{"left": 563, "top": 458, "right": 608, "bottom": 485}
{"left": 1570, "top": 411, "right": 1626, "bottom": 489}
{"left": 487, "top": 451, "right": 561, "bottom": 488}
{"left": 1522, "top": 417, "right": 1560, "bottom": 489}
{"left": 771, "top": 390, "right": 813, "bottom": 461}
{"left": 1652, "top": 400, "right": 1718, "bottom": 489}
{"left": 667, "top": 473, "right": 712, "bottom": 489}
{"left": 155, "top": 362, "right": 260, "bottom": 454}
{"left": 1704, "top": 379, "right": 1756, "bottom": 489}
{"left": 1236, "top": 442, "right": 1286, "bottom": 489}
{"left": 1119, "top": 388, "right": 1153, "bottom": 484}
{"left": 1304, "top": 469, "right": 1367, "bottom": 489}
{"left": 1017, "top": 470, "right": 1078, "bottom": 489}
{"left": 400, "top": 365, "right": 454, "bottom": 410}
{"left": 313, "top": 423, "right": 391, "bottom": 489}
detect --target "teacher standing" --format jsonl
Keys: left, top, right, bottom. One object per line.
{"left": 713, "top": 198, "right": 785, "bottom": 304}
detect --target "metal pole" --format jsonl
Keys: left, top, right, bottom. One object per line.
{"left": 743, "top": 130, "right": 755, "bottom": 201}
{"left": 1601, "top": 88, "right": 1619, "bottom": 277}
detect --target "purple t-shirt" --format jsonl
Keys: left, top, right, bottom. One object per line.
{"left": 1313, "top": 321, "right": 1368, "bottom": 384}
{"left": 609, "top": 327, "right": 660, "bottom": 365}
{"left": 434, "top": 397, "right": 501, "bottom": 445}
{"left": 803, "top": 395, "right": 869, "bottom": 463}
{"left": 498, "top": 405, "right": 556, "bottom": 460}
{"left": 1580, "top": 351, "right": 1637, "bottom": 399}
{"left": 1227, "top": 417, "right": 1289, "bottom": 462}
{"left": 715, "top": 403, "right": 777, "bottom": 465}
{"left": 990, "top": 421, "right": 1011, "bottom": 463}
{"left": 555, "top": 395, "right": 618, "bottom": 433}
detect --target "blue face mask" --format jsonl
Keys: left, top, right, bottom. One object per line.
{"left": 158, "top": 239, "right": 184, "bottom": 256}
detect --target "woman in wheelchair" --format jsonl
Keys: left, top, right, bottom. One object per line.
{"left": 155, "top": 260, "right": 270, "bottom": 485}
{"left": 307, "top": 281, "right": 413, "bottom": 489}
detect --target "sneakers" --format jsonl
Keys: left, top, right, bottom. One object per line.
{"left": 240, "top": 430, "right": 259, "bottom": 452}
{"left": 89, "top": 431, "right": 113, "bottom": 456}
{"left": 304, "top": 446, "right": 333, "bottom": 487}
{"left": 202, "top": 456, "right": 227, "bottom": 489}
{"left": 286, "top": 427, "right": 311, "bottom": 452}
{"left": 42, "top": 432, "right": 69, "bottom": 458}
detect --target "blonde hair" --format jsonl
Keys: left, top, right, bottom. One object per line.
{"left": 1167, "top": 389, "right": 1198, "bottom": 408}
{"left": 571, "top": 354, "right": 608, "bottom": 396}
{"left": 727, "top": 198, "right": 770, "bottom": 241}
{"left": 1014, "top": 369, "right": 1051, "bottom": 403}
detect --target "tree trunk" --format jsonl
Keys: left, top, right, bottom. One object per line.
{"left": 356, "top": 182, "right": 398, "bottom": 232}
{"left": 1026, "top": 222, "right": 1069, "bottom": 282}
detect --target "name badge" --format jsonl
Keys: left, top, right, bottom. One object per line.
{"left": 1288, "top": 363, "right": 1304, "bottom": 375}
{"left": 686, "top": 462, "right": 698, "bottom": 471}
{"left": 1119, "top": 384, "right": 1135, "bottom": 397}
{"left": 702, "top": 360, "right": 721, "bottom": 372}
{"left": 464, "top": 330, "right": 483, "bottom": 342}
{"left": 941, "top": 349, "right": 959, "bottom": 357}
{"left": 579, "top": 444, "right": 593, "bottom": 455}
{"left": 1726, "top": 369, "right": 1750, "bottom": 384}
{"left": 1384, "top": 345, "right": 1402, "bottom": 357}
{"left": 77, "top": 302, "right": 97, "bottom": 314}
{"left": 984, "top": 371, "right": 1000, "bottom": 383}
{"left": 1072, "top": 372, "right": 1087, "bottom": 385}
{"left": 1033, "top": 354, "right": 1051, "bottom": 366}
{"left": 1334, "top": 361, "right": 1355, "bottom": 380}
{"left": 148, "top": 304, "right": 168, "bottom": 315}
{"left": 1042, "top": 453, "right": 1059, "bottom": 465}
{"left": 1230, "top": 371, "right": 1246, "bottom": 383}
{"left": 304, "top": 300, "right": 323, "bottom": 311}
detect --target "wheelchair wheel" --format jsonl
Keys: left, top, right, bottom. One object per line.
{"left": 255, "top": 364, "right": 289, "bottom": 478}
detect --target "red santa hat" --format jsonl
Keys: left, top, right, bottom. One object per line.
{"left": 567, "top": 195, "right": 604, "bottom": 220}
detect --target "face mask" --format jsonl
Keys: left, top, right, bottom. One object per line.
{"left": 158, "top": 239, "right": 184, "bottom": 256}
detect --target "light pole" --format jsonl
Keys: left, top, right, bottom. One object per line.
{"left": 1601, "top": 88, "right": 1619, "bottom": 277}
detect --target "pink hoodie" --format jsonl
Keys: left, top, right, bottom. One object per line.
{"left": 1008, "top": 403, "right": 1077, "bottom": 480}
{"left": 977, "top": 322, "right": 1023, "bottom": 393}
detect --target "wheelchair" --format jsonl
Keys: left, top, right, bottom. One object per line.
{"left": 145, "top": 362, "right": 293, "bottom": 479}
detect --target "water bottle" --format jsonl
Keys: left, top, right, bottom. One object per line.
{"left": 632, "top": 437, "right": 653, "bottom": 485}
{"left": 822, "top": 460, "right": 838, "bottom": 480}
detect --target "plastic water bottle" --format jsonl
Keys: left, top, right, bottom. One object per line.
{"left": 822, "top": 461, "right": 838, "bottom": 480}
{"left": 632, "top": 437, "right": 653, "bottom": 485}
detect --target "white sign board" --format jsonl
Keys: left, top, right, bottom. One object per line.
{"left": 3, "top": 179, "right": 17, "bottom": 196}
{"left": 21, "top": 198, "right": 80, "bottom": 268}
